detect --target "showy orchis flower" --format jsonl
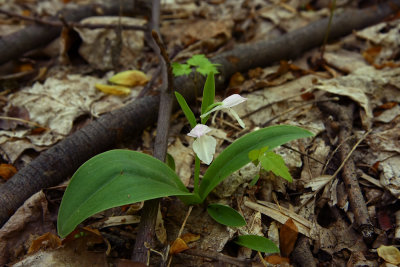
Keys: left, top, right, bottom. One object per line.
{"left": 201, "top": 94, "right": 247, "bottom": 128}
{"left": 187, "top": 124, "right": 217, "bottom": 165}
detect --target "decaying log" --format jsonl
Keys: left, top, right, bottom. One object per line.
{"left": 0, "top": 1, "right": 399, "bottom": 229}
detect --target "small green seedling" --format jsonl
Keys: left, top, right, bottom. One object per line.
{"left": 58, "top": 59, "right": 313, "bottom": 255}
{"left": 172, "top": 54, "right": 220, "bottom": 77}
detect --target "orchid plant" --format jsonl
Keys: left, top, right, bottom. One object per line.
{"left": 57, "top": 55, "right": 313, "bottom": 255}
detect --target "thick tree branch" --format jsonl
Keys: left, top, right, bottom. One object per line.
{"left": 0, "top": 1, "right": 399, "bottom": 229}
{"left": 0, "top": 0, "right": 151, "bottom": 65}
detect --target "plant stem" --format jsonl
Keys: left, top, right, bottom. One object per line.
{"left": 193, "top": 156, "right": 201, "bottom": 194}
{"left": 320, "top": 0, "right": 336, "bottom": 59}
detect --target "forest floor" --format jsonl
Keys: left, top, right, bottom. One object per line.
{"left": 0, "top": 0, "right": 400, "bottom": 266}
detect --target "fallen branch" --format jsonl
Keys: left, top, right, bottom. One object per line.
{"left": 0, "top": 8, "right": 147, "bottom": 31}
{"left": 0, "top": 0, "right": 151, "bottom": 65}
{"left": 0, "top": 1, "right": 399, "bottom": 229}
{"left": 317, "top": 101, "right": 374, "bottom": 243}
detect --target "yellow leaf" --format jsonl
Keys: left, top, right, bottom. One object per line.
{"left": 181, "top": 233, "right": 200, "bottom": 243}
{"left": 170, "top": 238, "right": 189, "bottom": 254}
{"left": 377, "top": 245, "right": 400, "bottom": 264}
{"left": 109, "top": 70, "right": 149, "bottom": 86}
{"left": 95, "top": 83, "right": 131, "bottom": 95}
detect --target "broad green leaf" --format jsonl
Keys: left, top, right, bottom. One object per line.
{"left": 207, "top": 204, "right": 246, "bottom": 227}
{"left": 172, "top": 62, "right": 192, "bottom": 76}
{"left": 260, "top": 151, "right": 293, "bottom": 182}
{"left": 166, "top": 153, "right": 176, "bottom": 171}
{"left": 198, "top": 125, "right": 313, "bottom": 201}
{"left": 235, "top": 235, "right": 279, "bottom": 253}
{"left": 58, "top": 150, "right": 191, "bottom": 238}
{"left": 200, "top": 73, "right": 215, "bottom": 124}
{"left": 175, "top": 92, "right": 197, "bottom": 128}
{"left": 187, "top": 54, "right": 219, "bottom": 76}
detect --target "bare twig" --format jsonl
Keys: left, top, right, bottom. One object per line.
{"left": 182, "top": 249, "right": 252, "bottom": 266}
{"left": 132, "top": 1, "right": 173, "bottom": 263}
{"left": 318, "top": 101, "right": 374, "bottom": 243}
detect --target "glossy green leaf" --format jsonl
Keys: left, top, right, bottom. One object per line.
{"left": 58, "top": 150, "right": 191, "bottom": 238}
{"left": 198, "top": 125, "right": 313, "bottom": 201}
{"left": 172, "top": 62, "right": 191, "bottom": 76}
{"left": 207, "top": 204, "right": 246, "bottom": 227}
{"left": 200, "top": 73, "right": 215, "bottom": 124}
{"left": 235, "top": 235, "right": 279, "bottom": 253}
{"left": 175, "top": 91, "right": 197, "bottom": 128}
{"left": 260, "top": 151, "right": 293, "bottom": 182}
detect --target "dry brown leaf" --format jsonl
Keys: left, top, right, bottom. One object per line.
{"left": 170, "top": 238, "right": 189, "bottom": 254}
{"left": 279, "top": 218, "right": 298, "bottom": 257}
{"left": 0, "top": 191, "right": 54, "bottom": 265}
{"left": 265, "top": 254, "right": 290, "bottom": 264}
{"left": 181, "top": 233, "right": 200, "bottom": 243}
{"left": 28, "top": 232, "right": 61, "bottom": 254}
{"left": 0, "top": 163, "right": 17, "bottom": 180}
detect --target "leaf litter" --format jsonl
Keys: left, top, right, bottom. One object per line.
{"left": 1, "top": 0, "right": 400, "bottom": 266}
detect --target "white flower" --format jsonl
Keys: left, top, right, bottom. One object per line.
{"left": 187, "top": 124, "right": 216, "bottom": 165}
{"left": 201, "top": 94, "right": 247, "bottom": 128}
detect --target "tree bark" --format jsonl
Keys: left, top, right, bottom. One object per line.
{"left": 0, "top": 0, "right": 399, "bottom": 229}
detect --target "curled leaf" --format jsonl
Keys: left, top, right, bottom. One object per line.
{"left": 109, "top": 70, "right": 149, "bottom": 86}
{"left": 95, "top": 83, "right": 131, "bottom": 95}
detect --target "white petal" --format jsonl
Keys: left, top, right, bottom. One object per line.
{"left": 229, "top": 108, "right": 246, "bottom": 128}
{"left": 222, "top": 94, "right": 247, "bottom": 108}
{"left": 192, "top": 135, "right": 216, "bottom": 165}
{"left": 187, "top": 124, "right": 212, "bottom": 138}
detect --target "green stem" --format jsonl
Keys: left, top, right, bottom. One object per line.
{"left": 194, "top": 155, "right": 201, "bottom": 194}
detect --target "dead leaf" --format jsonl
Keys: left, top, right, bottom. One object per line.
{"left": 109, "top": 70, "right": 149, "bottom": 87}
{"left": 74, "top": 16, "right": 145, "bottom": 70}
{"left": 229, "top": 72, "right": 245, "bottom": 87}
{"left": 0, "top": 163, "right": 17, "bottom": 180}
{"left": 95, "top": 83, "right": 131, "bottom": 95}
{"left": 181, "top": 233, "right": 200, "bottom": 243}
{"left": 28, "top": 232, "right": 61, "bottom": 254}
{"left": 279, "top": 218, "right": 298, "bottom": 257}
{"left": 167, "top": 138, "right": 193, "bottom": 186}
{"left": 155, "top": 208, "right": 167, "bottom": 245}
{"left": 0, "top": 191, "right": 55, "bottom": 265}
{"left": 265, "top": 254, "right": 290, "bottom": 264}
{"left": 362, "top": 46, "right": 382, "bottom": 65}
{"left": 170, "top": 238, "right": 189, "bottom": 254}
{"left": 377, "top": 245, "right": 400, "bottom": 265}
{"left": 0, "top": 105, "right": 30, "bottom": 130}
